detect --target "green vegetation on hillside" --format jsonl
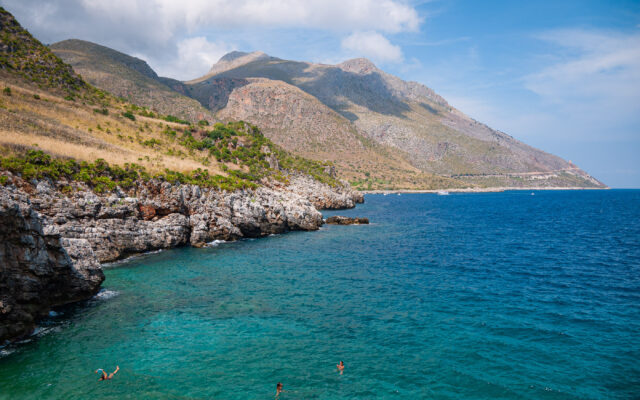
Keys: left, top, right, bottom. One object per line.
{"left": 0, "top": 7, "right": 343, "bottom": 193}
{"left": 0, "top": 7, "right": 85, "bottom": 94}
{"left": 168, "top": 121, "right": 340, "bottom": 187}
{"left": 0, "top": 121, "right": 340, "bottom": 192}
{"left": 0, "top": 150, "right": 257, "bottom": 192}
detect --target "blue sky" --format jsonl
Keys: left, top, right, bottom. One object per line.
{"left": 3, "top": 0, "right": 639, "bottom": 187}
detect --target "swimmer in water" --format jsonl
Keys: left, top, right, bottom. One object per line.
{"left": 337, "top": 360, "right": 345, "bottom": 374}
{"left": 275, "top": 382, "right": 283, "bottom": 398}
{"left": 95, "top": 366, "right": 119, "bottom": 381}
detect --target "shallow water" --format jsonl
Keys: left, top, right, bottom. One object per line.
{"left": 1, "top": 190, "right": 639, "bottom": 399}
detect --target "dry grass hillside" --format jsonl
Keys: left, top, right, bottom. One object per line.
{"left": 0, "top": 7, "right": 343, "bottom": 192}
{"left": 0, "top": 76, "right": 218, "bottom": 174}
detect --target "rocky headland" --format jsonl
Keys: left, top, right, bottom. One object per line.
{"left": 0, "top": 173, "right": 362, "bottom": 344}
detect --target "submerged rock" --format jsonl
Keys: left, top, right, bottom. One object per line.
{"left": 325, "top": 216, "right": 369, "bottom": 225}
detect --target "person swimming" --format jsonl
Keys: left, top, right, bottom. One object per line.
{"left": 275, "top": 382, "right": 283, "bottom": 398}
{"left": 95, "top": 366, "right": 119, "bottom": 381}
{"left": 337, "top": 361, "right": 345, "bottom": 374}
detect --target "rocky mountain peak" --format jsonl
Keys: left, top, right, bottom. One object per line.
{"left": 189, "top": 51, "right": 273, "bottom": 82}
{"left": 337, "top": 58, "right": 378, "bottom": 74}
{"left": 218, "top": 51, "right": 251, "bottom": 63}
{"left": 210, "top": 51, "right": 269, "bottom": 70}
{"left": 217, "top": 50, "right": 269, "bottom": 63}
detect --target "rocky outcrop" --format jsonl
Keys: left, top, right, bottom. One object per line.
{"left": 325, "top": 216, "right": 369, "bottom": 225}
{"left": 286, "top": 175, "right": 364, "bottom": 210}
{"left": 0, "top": 189, "right": 104, "bottom": 343}
{"left": 25, "top": 178, "right": 328, "bottom": 263}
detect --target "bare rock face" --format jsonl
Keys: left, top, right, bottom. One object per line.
{"left": 286, "top": 174, "right": 363, "bottom": 210}
{"left": 0, "top": 187, "right": 104, "bottom": 343}
{"left": 325, "top": 216, "right": 369, "bottom": 225}
{"left": 24, "top": 177, "right": 348, "bottom": 263}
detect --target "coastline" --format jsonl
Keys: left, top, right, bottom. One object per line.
{"left": 0, "top": 173, "right": 362, "bottom": 344}
{"left": 361, "top": 186, "right": 610, "bottom": 194}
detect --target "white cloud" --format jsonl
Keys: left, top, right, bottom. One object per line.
{"left": 151, "top": 37, "right": 236, "bottom": 80}
{"left": 79, "top": 0, "right": 420, "bottom": 36}
{"left": 2, "top": 0, "right": 419, "bottom": 78}
{"left": 341, "top": 31, "right": 403, "bottom": 63}
{"left": 524, "top": 29, "right": 640, "bottom": 122}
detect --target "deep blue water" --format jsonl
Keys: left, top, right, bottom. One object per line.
{"left": 1, "top": 190, "right": 639, "bottom": 399}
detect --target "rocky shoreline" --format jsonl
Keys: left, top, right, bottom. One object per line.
{"left": 0, "top": 173, "right": 362, "bottom": 344}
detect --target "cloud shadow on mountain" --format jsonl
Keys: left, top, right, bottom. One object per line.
{"left": 204, "top": 60, "right": 411, "bottom": 120}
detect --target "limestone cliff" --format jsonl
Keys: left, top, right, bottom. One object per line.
{"left": 0, "top": 171, "right": 361, "bottom": 342}
{"left": 0, "top": 189, "right": 104, "bottom": 343}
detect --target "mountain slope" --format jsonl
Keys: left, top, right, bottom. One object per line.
{"left": 214, "top": 77, "right": 462, "bottom": 189}
{"left": 49, "top": 41, "right": 464, "bottom": 189}
{"left": 51, "top": 39, "right": 215, "bottom": 123}
{"left": 44, "top": 38, "right": 604, "bottom": 189}
{"left": 1, "top": 9, "right": 351, "bottom": 193}
{"left": 191, "top": 54, "right": 604, "bottom": 188}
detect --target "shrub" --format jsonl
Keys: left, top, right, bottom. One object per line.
{"left": 33, "top": 94, "right": 40, "bottom": 100}
{"left": 0, "top": 150, "right": 259, "bottom": 193}
{"left": 93, "top": 108, "right": 108, "bottom": 115}
{"left": 198, "top": 120, "right": 209, "bottom": 126}
{"left": 122, "top": 111, "right": 136, "bottom": 121}
{"left": 164, "top": 115, "right": 190, "bottom": 125}
{"left": 141, "top": 138, "right": 161, "bottom": 148}
{"left": 3, "top": 87, "right": 11, "bottom": 96}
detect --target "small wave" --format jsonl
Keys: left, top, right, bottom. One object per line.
{"left": 93, "top": 289, "right": 119, "bottom": 300}
{"left": 0, "top": 348, "right": 16, "bottom": 357}
{"left": 207, "top": 239, "right": 227, "bottom": 247}
{"left": 102, "top": 249, "right": 165, "bottom": 267}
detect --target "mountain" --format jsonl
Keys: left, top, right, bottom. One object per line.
{"left": 188, "top": 53, "right": 604, "bottom": 189}
{"left": 53, "top": 43, "right": 466, "bottom": 190}
{"left": 50, "top": 39, "right": 215, "bottom": 123}
{"left": 0, "top": 8, "right": 349, "bottom": 194}
{"left": 50, "top": 43, "right": 605, "bottom": 189}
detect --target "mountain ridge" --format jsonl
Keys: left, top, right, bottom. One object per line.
{"left": 50, "top": 40, "right": 605, "bottom": 189}
{"left": 50, "top": 39, "right": 215, "bottom": 123}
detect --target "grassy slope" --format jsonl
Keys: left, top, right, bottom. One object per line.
{"left": 0, "top": 7, "right": 339, "bottom": 191}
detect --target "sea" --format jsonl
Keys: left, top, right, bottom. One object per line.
{"left": 0, "top": 190, "right": 638, "bottom": 399}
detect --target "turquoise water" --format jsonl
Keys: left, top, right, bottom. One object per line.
{"left": 1, "top": 190, "right": 639, "bottom": 399}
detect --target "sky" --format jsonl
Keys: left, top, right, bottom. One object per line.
{"left": 2, "top": 0, "right": 639, "bottom": 187}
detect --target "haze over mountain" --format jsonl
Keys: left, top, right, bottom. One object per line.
{"left": 52, "top": 40, "right": 605, "bottom": 190}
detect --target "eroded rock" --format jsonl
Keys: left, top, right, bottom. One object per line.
{"left": 0, "top": 190, "right": 104, "bottom": 343}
